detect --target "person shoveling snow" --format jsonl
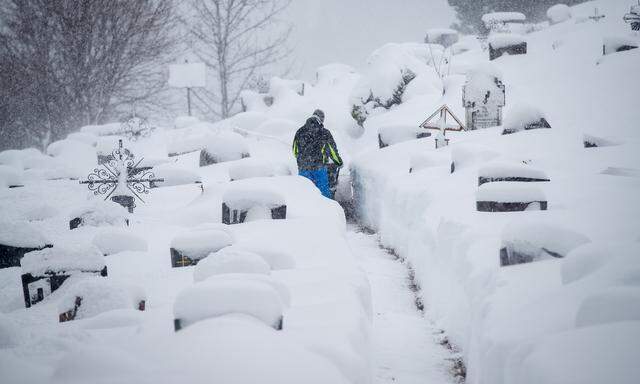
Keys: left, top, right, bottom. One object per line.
{"left": 292, "top": 109, "right": 343, "bottom": 199}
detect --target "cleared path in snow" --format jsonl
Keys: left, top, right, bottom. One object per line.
{"left": 346, "top": 226, "right": 458, "bottom": 384}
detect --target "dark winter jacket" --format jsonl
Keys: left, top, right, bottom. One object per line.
{"left": 292, "top": 117, "right": 343, "bottom": 169}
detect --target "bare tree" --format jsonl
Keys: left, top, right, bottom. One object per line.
{"left": 187, "top": 0, "right": 292, "bottom": 119}
{"left": 0, "top": 0, "right": 179, "bottom": 150}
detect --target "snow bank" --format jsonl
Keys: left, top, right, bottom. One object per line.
{"left": 576, "top": 287, "right": 640, "bottom": 327}
{"left": 173, "top": 279, "right": 284, "bottom": 329}
{"left": 92, "top": 230, "right": 148, "bottom": 255}
{"left": 547, "top": 4, "right": 572, "bottom": 24}
{"left": 193, "top": 248, "right": 270, "bottom": 282}
{"left": 21, "top": 245, "right": 105, "bottom": 276}
{"left": 561, "top": 243, "right": 640, "bottom": 285}
{"left": 170, "top": 230, "right": 233, "bottom": 261}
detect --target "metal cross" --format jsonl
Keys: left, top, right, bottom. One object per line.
{"left": 80, "top": 139, "right": 164, "bottom": 203}
{"left": 589, "top": 7, "right": 605, "bottom": 22}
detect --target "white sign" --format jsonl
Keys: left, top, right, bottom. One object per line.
{"left": 169, "top": 62, "right": 206, "bottom": 88}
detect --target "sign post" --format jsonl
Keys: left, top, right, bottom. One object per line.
{"left": 169, "top": 61, "right": 206, "bottom": 116}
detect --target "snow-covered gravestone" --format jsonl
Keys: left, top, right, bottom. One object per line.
{"left": 488, "top": 34, "right": 527, "bottom": 61}
{"left": 499, "top": 221, "right": 590, "bottom": 266}
{"left": 624, "top": 4, "right": 640, "bottom": 31}
{"left": 462, "top": 64, "right": 505, "bottom": 130}
{"left": 170, "top": 230, "right": 233, "bottom": 268}
{"left": 58, "top": 278, "right": 146, "bottom": 322}
{"left": 502, "top": 104, "right": 551, "bottom": 135}
{"left": 20, "top": 245, "right": 107, "bottom": 308}
{"left": 199, "top": 132, "right": 250, "bottom": 167}
{"left": 377, "top": 125, "right": 430, "bottom": 148}
{"left": 80, "top": 140, "right": 163, "bottom": 213}
{"left": 68, "top": 200, "right": 129, "bottom": 230}
{"left": 476, "top": 182, "right": 548, "bottom": 212}
{"left": 481, "top": 12, "right": 526, "bottom": 35}
{"left": 0, "top": 221, "right": 52, "bottom": 269}
{"left": 173, "top": 279, "right": 285, "bottom": 331}
{"left": 221, "top": 185, "right": 286, "bottom": 225}
{"left": 193, "top": 247, "right": 271, "bottom": 282}
{"left": 478, "top": 161, "right": 550, "bottom": 186}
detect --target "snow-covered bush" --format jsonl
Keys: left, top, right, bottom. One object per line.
{"left": 193, "top": 248, "right": 270, "bottom": 282}
{"left": 92, "top": 230, "right": 148, "bottom": 256}
{"left": 170, "top": 230, "right": 233, "bottom": 267}
{"left": 500, "top": 220, "right": 590, "bottom": 266}
{"left": 68, "top": 200, "right": 129, "bottom": 230}
{"left": 173, "top": 279, "right": 285, "bottom": 330}
{"left": 547, "top": 4, "right": 572, "bottom": 24}
{"left": 502, "top": 104, "right": 551, "bottom": 134}
{"left": 58, "top": 278, "right": 146, "bottom": 322}
{"left": 350, "top": 43, "right": 443, "bottom": 125}
{"left": 200, "top": 131, "right": 250, "bottom": 166}
{"left": 424, "top": 28, "right": 459, "bottom": 47}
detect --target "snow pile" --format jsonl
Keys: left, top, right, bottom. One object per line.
{"left": 315, "top": 63, "right": 357, "bottom": 86}
{"left": 547, "top": 4, "right": 572, "bottom": 24}
{"left": 0, "top": 313, "right": 24, "bottom": 348}
{"left": 92, "top": 230, "right": 148, "bottom": 255}
{"left": 0, "top": 165, "right": 23, "bottom": 188}
{"left": 58, "top": 278, "right": 145, "bottom": 320}
{"left": 68, "top": 200, "right": 129, "bottom": 228}
{"left": 174, "top": 115, "right": 200, "bottom": 129}
{"left": 0, "top": 220, "right": 49, "bottom": 248}
{"left": 45, "top": 139, "right": 96, "bottom": 176}
{"left": 502, "top": 104, "right": 550, "bottom": 134}
{"left": 0, "top": 148, "right": 48, "bottom": 170}
{"left": 66, "top": 132, "right": 99, "bottom": 146}
{"left": 451, "top": 143, "right": 499, "bottom": 172}
{"left": 80, "top": 123, "right": 125, "bottom": 136}
{"left": 193, "top": 247, "right": 271, "bottom": 282}
{"left": 170, "top": 230, "right": 233, "bottom": 261}
{"left": 173, "top": 279, "right": 284, "bottom": 329}
{"left": 201, "top": 273, "right": 291, "bottom": 307}
{"left": 21, "top": 245, "right": 104, "bottom": 276}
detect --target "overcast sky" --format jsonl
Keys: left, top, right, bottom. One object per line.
{"left": 281, "top": 0, "right": 456, "bottom": 80}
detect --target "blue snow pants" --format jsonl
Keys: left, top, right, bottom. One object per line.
{"left": 299, "top": 167, "right": 331, "bottom": 198}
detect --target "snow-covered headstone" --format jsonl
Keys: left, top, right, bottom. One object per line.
{"left": 488, "top": 34, "right": 527, "bottom": 61}
{"left": 377, "top": 125, "right": 430, "bottom": 148}
{"left": 476, "top": 182, "right": 548, "bottom": 212}
{"left": 481, "top": 12, "right": 526, "bottom": 35}
{"left": 58, "top": 278, "right": 146, "bottom": 322}
{"left": 462, "top": 64, "right": 505, "bottom": 130}
{"left": 68, "top": 200, "right": 129, "bottom": 230}
{"left": 602, "top": 36, "right": 638, "bottom": 56}
{"left": 0, "top": 165, "right": 24, "bottom": 188}
{"left": 173, "top": 279, "right": 285, "bottom": 331}
{"left": 170, "top": 230, "right": 233, "bottom": 268}
{"left": 199, "top": 132, "right": 250, "bottom": 167}
{"left": 502, "top": 104, "right": 551, "bottom": 135}
{"left": 193, "top": 248, "right": 270, "bottom": 282}
{"left": 20, "top": 245, "right": 107, "bottom": 308}
{"left": 92, "top": 230, "right": 148, "bottom": 256}
{"left": 499, "top": 221, "right": 590, "bottom": 266}
{"left": 478, "top": 161, "right": 550, "bottom": 186}
{"left": 222, "top": 185, "right": 286, "bottom": 225}
{"left": 0, "top": 221, "right": 52, "bottom": 269}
